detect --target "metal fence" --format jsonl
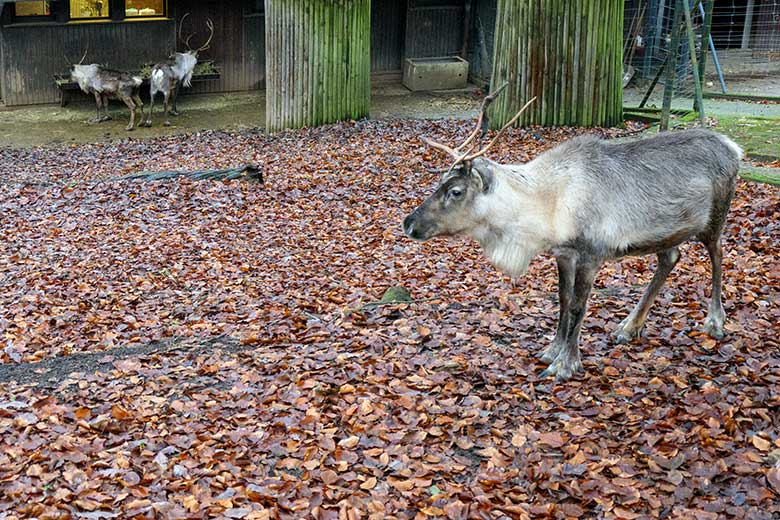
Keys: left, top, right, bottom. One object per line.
{"left": 623, "top": 0, "right": 780, "bottom": 118}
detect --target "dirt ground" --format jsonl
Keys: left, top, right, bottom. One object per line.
{"left": 0, "top": 83, "right": 483, "bottom": 149}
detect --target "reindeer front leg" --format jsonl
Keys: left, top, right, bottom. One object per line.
{"left": 100, "top": 94, "right": 112, "bottom": 122}
{"left": 170, "top": 85, "right": 180, "bottom": 116}
{"left": 539, "top": 255, "right": 575, "bottom": 363}
{"left": 122, "top": 96, "right": 137, "bottom": 131}
{"left": 540, "top": 256, "right": 600, "bottom": 380}
{"left": 133, "top": 93, "right": 145, "bottom": 127}
{"left": 91, "top": 92, "right": 103, "bottom": 123}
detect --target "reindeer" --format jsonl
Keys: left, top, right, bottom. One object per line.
{"left": 144, "top": 14, "right": 214, "bottom": 127}
{"left": 68, "top": 48, "right": 145, "bottom": 131}
{"left": 402, "top": 87, "right": 741, "bottom": 380}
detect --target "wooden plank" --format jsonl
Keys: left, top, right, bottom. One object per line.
{"left": 265, "top": 0, "right": 369, "bottom": 131}
{"left": 489, "top": 0, "right": 622, "bottom": 128}
{"left": 660, "top": 0, "right": 682, "bottom": 132}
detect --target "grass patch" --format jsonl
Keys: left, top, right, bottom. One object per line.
{"left": 740, "top": 166, "right": 780, "bottom": 186}
{"left": 714, "top": 115, "right": 780, "bottom": 162}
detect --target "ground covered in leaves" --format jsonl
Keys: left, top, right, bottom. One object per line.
{"left": 0, "top": 120, "right": 779, "bottom": 519}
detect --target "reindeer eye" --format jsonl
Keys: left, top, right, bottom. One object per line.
{"left": 449, "top": 187, "right": 464, "bottom": 199}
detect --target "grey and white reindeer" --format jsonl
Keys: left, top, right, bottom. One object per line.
{"left": 402, "top": 90, "right": 741, "bottom": 380}
{"left": 69, "top": 48, "right": 145, "bottom": 131}
{"left": 144, "top": 14, "right": 214, "bottom": 127}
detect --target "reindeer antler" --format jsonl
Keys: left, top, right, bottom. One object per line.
{"left": 179, "top": 12, "right": 192, "bottom": 48}
{"left": 420, "top": 86, "right": 536, "bottom": 174}
{"left": 195, "top": 19, "right": 214, "bottom": 53}
{"left": 77, "top": 44, "right": 89, "bottom": 65}
{"left": 453, "top": 81, "right": 508, "bottom": 153}
{"left": 422, "top": 82, "right": 509, "bottom": 161}
{"left": 460, "top": 96, "right": 537, "bottom": 162}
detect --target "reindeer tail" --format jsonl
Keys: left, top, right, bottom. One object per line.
{"left": 132, "top": 76, "right": 143, "bottom": 88}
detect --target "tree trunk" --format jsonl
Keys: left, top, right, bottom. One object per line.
{"left": 489, "top": 0, "right": 623, "bottom": 128}
{"left": 264, "top": 0, "right": 371, "bottom": 132}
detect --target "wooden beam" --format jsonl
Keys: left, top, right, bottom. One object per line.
{"left": 265, "top": 0, "right": 370, "bottom": 132}
{"left": 681, "top": 0, "right": 705, "bottom": 123}
{"left": 660, "top": 0, "right": 683, "bottom": 132}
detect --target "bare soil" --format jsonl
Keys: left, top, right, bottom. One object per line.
{"left": 0, "top": 83, "right": 483, "bottom": 149}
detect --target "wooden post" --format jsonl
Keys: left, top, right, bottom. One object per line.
{"left": 660, "top": 0, "right": 682, "bottom": 132}
{"left": 697, "top": 0, "right": 715, "bottom": 96}
{"left": 741, "top": 0, "right": 755, "bottom": 50}
{"left": 489, "top": 0, "right": 623, "bottom": 128}
{"left": 265, "top": 0, "right": 370, "bottom": 132}
{"left": 681, "top": 0, "right": 705, "bottom": 123}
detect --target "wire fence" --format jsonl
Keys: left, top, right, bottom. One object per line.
{"left": 623, "top": 0, "right": 780, "bottom": 113}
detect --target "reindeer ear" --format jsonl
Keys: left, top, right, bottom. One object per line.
{"left": 470, "top": 160, "right": 493, "bottom": 193}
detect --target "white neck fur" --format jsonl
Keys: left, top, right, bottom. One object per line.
{"left": 467, "top": 162, "right": 573, "bottom": 277}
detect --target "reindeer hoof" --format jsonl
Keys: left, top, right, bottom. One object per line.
{"left": 703, "top": 319, "right": 725, "bottom": 340}
{"left": 100, "top": 115, "right": 112, "bottom": 122}
{"left": 170, "top": 110, "right": 179, "bottom": 116}
{"left": 163, "top": 121, "right": 172, "bottom": 127}
{"left": 539, "top": 357, "right": 582, "bottom": 381}
{"left": 613, "top": 328, "right": 638, "bottom": 345}
{"left": 143, "top": 121, "right": 152, "bottom": 128}
{"left": 538, "top": 342, "right": 564, "bottom": 363}
{"left": 613, "top": 317, "right": 642, "bottom": 344}
{"left": 126, "top": 126, "right": 135, "bottom": 132}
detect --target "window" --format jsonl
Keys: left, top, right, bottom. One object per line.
{"left": 70, "top": 0, "right": 109, "bottom": 19}
{"left": 125, "top": 0, "right": 165, "bottom": 18}
{"left": 14, "top": 1, "right": 51, "bottom": 17}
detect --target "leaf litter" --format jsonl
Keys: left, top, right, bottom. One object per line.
{"left": 0, "top": 118, "right": 778, "bottom": 519}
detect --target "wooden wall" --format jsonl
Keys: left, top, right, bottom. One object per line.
{"left": 405, "top": 0, "right": 466, "bottom": 59}
{"left": 0, "top": 19, "right": 175, "bottom": 105}
{"left": 1, "top": 0, "right": 487, "bottom": 107}
{"left": 170, "top": 0, "right": 265, "bottom": 95}
{"left": 0, "top": 0, "right": 264, "bottom": 106}
{"left": 371, "top": 0, "right": 406, "bottom": 72}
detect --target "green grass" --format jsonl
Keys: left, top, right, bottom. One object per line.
{"left": 739, "top": 166, "right": 780, "bottom": 186}
{"left": 713, "top": 115, "right": 780, "bottom": 162}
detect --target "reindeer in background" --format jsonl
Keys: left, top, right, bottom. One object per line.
{"left": 68, "top": 48, "right": 145, "bottom": 131}
{"left": 144, "top": 14, "right": 214, "bottom": 127}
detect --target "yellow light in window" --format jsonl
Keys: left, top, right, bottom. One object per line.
{"left": 70, "top": 0, "right": 109, "bottom": 19}
{"left": 15, "top": 1, "right": 50, "bottom": 17}
{"left": 125, "top": 0, "right": 165, "bottom": 17}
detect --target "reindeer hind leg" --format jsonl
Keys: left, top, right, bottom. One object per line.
{"left": 700, "top": 232, "right": 726, "bottom": 339}
{"left": 163, "top": 91, "right": 172, "bottom": 126}
{"left": 613, "top": 247, "right": 680, "bottom": 344}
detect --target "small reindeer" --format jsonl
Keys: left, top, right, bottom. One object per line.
{"left": 144, "top": 14, "right": 214, "bottom": 127}
{"left": 68, "top": 49, "right": 145, "bottom": 131}
{"left": 403, "top": 87, "right": 741, "bottom": 380}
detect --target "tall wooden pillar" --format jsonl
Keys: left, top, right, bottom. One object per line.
{"left": 264, "top": 0, "right": 371, "bottom": 132}
{"left": 489, "top": 0, "right": 624, "bottom": 128}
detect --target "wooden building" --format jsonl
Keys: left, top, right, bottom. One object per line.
{"left": 0, "top": 0, "right": 473, "bottom": 107}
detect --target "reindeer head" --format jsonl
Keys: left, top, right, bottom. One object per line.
{"left": 403, "top": 87, "right": 536, "bottom": 242}
{"left": 66, "top": 46, "right": 97, "bottom": 92}
{"left": 178, "top": 13, "right": 214, "bottom": 58}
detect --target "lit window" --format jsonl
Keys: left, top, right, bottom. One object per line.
{"left": 14, "top": 1, "right": 50, "bottom": 17}
{"left": 70, "top": 0, "right": 109, "bottom": 19}
{"left": 125, "top": 0, "right": 165, "bottom": 17}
